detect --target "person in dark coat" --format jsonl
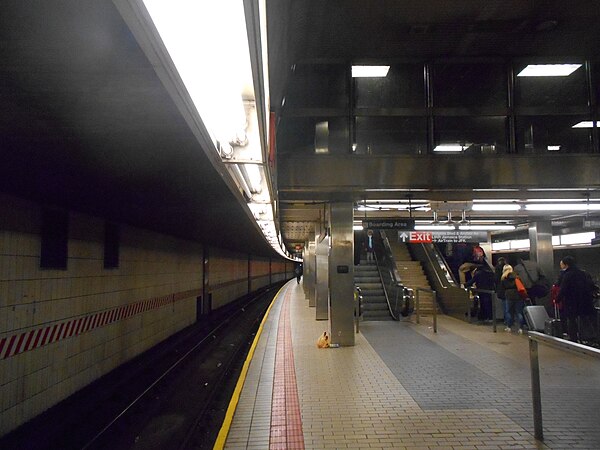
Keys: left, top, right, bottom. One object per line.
{"left": 501, "top": 264, "right": 526, "bottom": 333}
{"left": 556, "top": 256, "right": 595, "bottom": 341}
{"left": 494, "top": 257, "right": 507, "bottom": 326}
{"left": 466, "top": 264, "right": 495, "bottom": 321}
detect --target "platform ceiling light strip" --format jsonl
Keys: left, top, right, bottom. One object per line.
{"left": 572, "top": 121, "right": 598, "bottom": 128}
{"left": 351, "top": 65, "right": 390, "bottom": 77}
{"left": 458, "top": 225, "right": 516, "bottom": 231}
{"left": 517, "top": 64, "right": 582, "bottom": 77}
{"left": 414, "top": 225, "right": 456, "bottom": 231}
{"left": 525, "top": 203, "right": 600, "bottom": 211}
{"left": 471, "top": 204, "right": 521, "bottom": 211}
{"left": 547, "top": 145, "right": 561, "bottom": 151}
{"left": 433, "top": 144, "right": 463, "bottom": 152}
{"left": 143, "top": 0, "right": 254, "bottom": 157}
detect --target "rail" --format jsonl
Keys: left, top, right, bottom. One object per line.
{"left": 527, "top": 331, "right": 600, "bottom": 441}
{"left": 420, "top": 243, "right": 452, "bottom": 289}
{"left": 411, "top": 287, "right": 438, "bottom": 333}
{"left": 465, "top": 288, "right": 500, "bottom": 332}
{"left": 376, "top": 231, "right": 406, "bottom": 320}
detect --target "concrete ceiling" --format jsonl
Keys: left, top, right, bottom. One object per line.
{"left": 0, "top": 0, "right": 276, "bottom": 256}
{"left": 266, "top": 0, "right": 600, "bottom": 253}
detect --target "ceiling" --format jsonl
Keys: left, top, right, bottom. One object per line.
{"left": 1, "top": 1, "right": 599, "bottom": 259}
{"left": 0, "top": 0, "right": 276, "bottom": 257}
{"left": 266, "top": 0, "right": 600, "bottom": 254}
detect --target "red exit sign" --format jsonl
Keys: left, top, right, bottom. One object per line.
{"left": 409, "top": 231, "right": 432, "bottom": 243}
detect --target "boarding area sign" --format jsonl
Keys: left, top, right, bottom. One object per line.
{"left": 399, "top": 230, "right": 488, "bottom": 243}
{"left": 362, "top": 219, "right": 415, "bottom": 230}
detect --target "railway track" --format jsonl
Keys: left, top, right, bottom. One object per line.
{"left": 1, "top": 284, "right": 283, "bottom": 450}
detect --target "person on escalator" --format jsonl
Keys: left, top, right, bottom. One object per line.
{"left": 365, "top": 229, "right": 375, "bottom": 263}
{"left": 459, "top": 243, "right": 486, "bottom": 287}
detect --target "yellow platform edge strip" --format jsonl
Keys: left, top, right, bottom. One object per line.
{"left": 213, "top": 282, "right": 288, "bottom": 449}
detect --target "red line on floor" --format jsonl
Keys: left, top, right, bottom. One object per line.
{"left": 270, "top": 287, "right": 305, "bottom": 449}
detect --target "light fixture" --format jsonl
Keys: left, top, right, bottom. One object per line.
{"left": 572, "top": 121, "right": 598, "bottom": 128}
{"left": 433, "top": 144, "right": 464, "bottom": 152}
{"left": 351, "top": 65, "right": 390, "bottom": 78}
{"left": 353, "top": 225, "right": 364, "bottom": 231}
{"left": 517, "top": 64, "right": 582, "bottom": 77}
{"left": 547, "top": 145, "right": 561, "bottom": 151}
{"left": 459, "top": 225, "right": 516, "bottom": 231}
{"left": 472, "top": 204, "right": 521, "bottom": 211}
{"left": 525, "top": 203, "right": 600, "bottom": 211}
{"left": 414, "top": 224, "right": 456, "bottom": 231}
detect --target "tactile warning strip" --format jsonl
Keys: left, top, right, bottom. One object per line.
{"left": 270, "top": 288, "right": 305, "bottom": 450}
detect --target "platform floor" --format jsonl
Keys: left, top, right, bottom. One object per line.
{"left": 223, "top": 280, "right": 600, "bottom": 450}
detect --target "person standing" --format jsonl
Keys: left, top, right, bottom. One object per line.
{"left": 465, "top": 264, "right": 495, "bottom": 321}
{"left": 494, "top": 257, "right": 508, "bottom": 326}
{"left": 294, "top": 264, "right": 303, "bottom": 284}
{"left": 556, "top": 256, "right": 596, "bottom": 341}
{"left": 501, "top": 264, "right": 526, "bottom": 334}
{"left": 365, "top": 229, "right": 375, "bottom": 263}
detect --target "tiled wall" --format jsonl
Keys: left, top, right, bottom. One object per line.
{"left": 0, "top": 194, "right": 202, "bottom": 435}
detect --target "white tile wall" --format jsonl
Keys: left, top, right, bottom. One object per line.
{"left": 0, "top": 194, "right": 202, "bottom": 435}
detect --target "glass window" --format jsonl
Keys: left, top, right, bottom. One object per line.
{"left": 354, "top": 116, "right": 427, "bottom": 155}
{"left": 514, "top": 62, "right": 588, "bottom": 108}
{"left": 515, "top": 115, "right": 593, "bottom": 153}
{"left": 277, "top": 116, "right": 349, "bottom": 155}
{"left": 432, "top": 63, "right": 507, "bottom": 108}
{"left": 284, "top": 64, "right": 348, "bottom": 109}
{"left": 354, "top": 64, "right": 425, "bottom": 109}
{"left": 433, "top": 116, "right": 508, "bottom": 154}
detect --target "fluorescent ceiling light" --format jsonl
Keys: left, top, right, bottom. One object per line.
{"left": 560, "top": 232, "right": 595, "bottom": 245}
{"left": 353, "top": 225, "right": 364, "bottom": 231}
{"left": 547, "top": 145, "right": 561, "bottom": 151}
{"left": 352, "top": 65, "right": 390, "bottom": 77}
{"left": 472, "top": 188, "right": 519, "bottom": 192}
{"left": 433, "top": 144, "right": 464, "bottom": 152}
{"left": 572, "top": 121, "right": 597, "bottom": 128}
{"left": 525, "top": 203, "right": 600, "bottom": 211}
{"left": 414, "top": 225, "right": 456, "bottom": 231}
{"left": 517, "top": 64, "right": 582, "bottom": 77}
{"left": 472, "top": 204, "right": 521, "bottom": 211}
{"left": 458, "top": 225, "right": 516, "bottom": 231}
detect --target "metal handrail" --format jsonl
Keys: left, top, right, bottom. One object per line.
{"left": 420, "top": 243, "right": 450, "bottom": 289}
{"left": 413, "top": 287, "right": 438, "bottom": 333}
{"left": 374, "top": 252, "right": 401, "bottom": 321}
{"left": 528, "top": 331, "right": 600, "bottom": 441}
{"left": 464, "top": 287, "right": 499, "bottom": 332}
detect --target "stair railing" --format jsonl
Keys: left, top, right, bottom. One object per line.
{"left": 375, "top": 230, "right": 410, "bottom": 320}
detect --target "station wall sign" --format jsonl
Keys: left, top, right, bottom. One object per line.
{"left": 362, "top": 219, "right": 415, "bottom": 230}
{"left": 399, "top": 230, "right": 488, "bottom": 243}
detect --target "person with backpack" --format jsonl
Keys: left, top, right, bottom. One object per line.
{"left": 459, "top": 243, "right": 486, "bottom": 287}
{"left": 556, "top": 255, "right": 596, "bottom": 342}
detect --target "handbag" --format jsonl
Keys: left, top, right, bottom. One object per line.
{"left": 515, "top": 277, "right": 529, "bottom": 300}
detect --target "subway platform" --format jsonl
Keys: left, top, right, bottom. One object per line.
{"left": 220, "top": 280, "right": 600, "bottom": 450}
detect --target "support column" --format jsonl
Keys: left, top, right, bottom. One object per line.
{"left": 306, "top": 240, "right": 316, "bottom": 306}
{"left": 315, "top": 235, "right": 330, "bottom": 320}
{"left": 328, "top": 202, "right": 355, "bottom": 346}
{"left": 529, "top": 220, "right": 554, "bottom": 308}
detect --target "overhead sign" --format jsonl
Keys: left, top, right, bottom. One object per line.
{"left": 583, "top": 219, "right": 600, "bottom": 229}
{"left": 399, "top": 230, "right": 488, "bottom": 243}
{"left": 362, "top": 219, "right": 415, "bottom": 230}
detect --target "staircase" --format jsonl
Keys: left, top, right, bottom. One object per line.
{"left": 354, "top": 260, "right": 391, "bottom": 321}
{"left": 388, "top": 242, "right": 436, "bottom": 315}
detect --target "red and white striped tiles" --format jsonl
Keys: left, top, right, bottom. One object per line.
{"left": 0, "top": 288, "right": 200, "bottom": 360}
{"left": 270, "top": 288, "right": 305, "bottom": 450}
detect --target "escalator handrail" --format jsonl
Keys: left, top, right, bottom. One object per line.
{"left": 420, "top": 242, "right": 456, "bottom": 288}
